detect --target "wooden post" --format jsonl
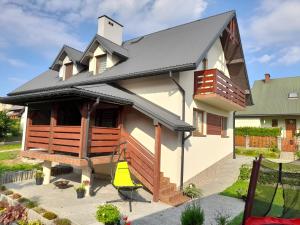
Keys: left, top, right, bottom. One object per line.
{"left": 242, "top": 155, "right": 262, "bottom": 225}
{"left": 49, "top": 104, "right": 58, "bottom": 153}
{"left": 153, "top": 121, "right": 161, "bottom": 202}
{"left": 79, "top": 103, "right": 88, "bottom": 158}
{"left": 24, "top": 109, "right": 33, "bottom": 151}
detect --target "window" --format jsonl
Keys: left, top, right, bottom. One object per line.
{"left": 193, "top": 109, "right": 204, "bottom": 135}
{"left": 95, "top": 109, "right": 118, "bottom": 128}
{"left": 207, "top": 113, "right": 222, "bottom": 135}
{"left": 288, "top": 92, "right": 298, "bottom": 99}
{"left": 96, "top": 55, "right": 107, "bottom": 74}
{"left": 64, "top": 62, "right": 73, "bottom": 80}
{"left": 272, "top": 119, "right": 278, "bottom": 127}
{"left": 221, "top": 117, "right": 228, "bottom": 137}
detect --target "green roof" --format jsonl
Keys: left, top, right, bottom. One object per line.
{"left": 237, "top": 76, "right": 300, "bottom": 116}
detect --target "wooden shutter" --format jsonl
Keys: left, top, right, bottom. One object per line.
{"left": 96, "top": 55, "right": 107, "bottom": 74}
{"left": 64, "top": 63, "right": 73, "bottom": 80}
{"left": 207, "top": 113, "right": 222, "bottom": 135}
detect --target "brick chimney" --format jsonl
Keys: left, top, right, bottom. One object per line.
{"left": 264, "top": 73, "right": 271, "bottom": 82}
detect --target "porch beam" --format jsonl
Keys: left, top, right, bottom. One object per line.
{"left": 153, "top": 121, "right": 161, "bottom": 202}
{"left": 79, "top": 103, "right": 88, "bottom": 158}
{"left": 24, "top": 110, "right": 33, "bottom": 151}
{"left": 48, "top": 104, "right": 58, "bottom": 153}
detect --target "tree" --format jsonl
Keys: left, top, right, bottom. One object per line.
{"left": 0, "top": 111, "right": 13, "bottom": 139}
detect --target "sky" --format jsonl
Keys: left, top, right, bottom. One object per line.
{"left": 1, "top": 0, "right": 300, "bottom": 96}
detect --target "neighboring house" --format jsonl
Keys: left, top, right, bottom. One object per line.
{"left": 236, "top": 74, "right": 300, "bottom": 151}
{"left": 0, "top": 103, "right": 26, "bottom": 129}
{"left": 0, "top": 11, "right": 251, "bottom": 205}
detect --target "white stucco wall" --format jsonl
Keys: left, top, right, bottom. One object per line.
{"left": 21, "top": 107, "right": 28, "bottom": 151}
{"left": 118, "top": 37, "right": 233, "bottom": 186}
{"left": 235, "top": 118, "right": 261, "bottom": 127}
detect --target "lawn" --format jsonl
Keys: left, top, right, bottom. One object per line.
{"left": 0, "top": 150, "right": 19, "bottom": 161}
{"left": 0, "top": 163, "right": 41, "bottom": 175}
{"left": 0, "top": 143, "right": 22, "bottom": 151}
{"left": 235, "top": 147, "right": 280, "bottom": 159}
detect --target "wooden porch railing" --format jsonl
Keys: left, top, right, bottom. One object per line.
{"left": 26, "top": 125, "right": 50, "bottom": 149}
{"left": 51, "top": 126, "right": 81, "bottom": 153}
{"left": 89, "top": 127, "right": 121, "bottom": 154}
{"left": 194, "top": 68, "right": 246, "bottom": 108}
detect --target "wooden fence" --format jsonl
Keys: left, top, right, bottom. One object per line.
{"left": 235, "top": 135, "right": 278, "bottom": 148}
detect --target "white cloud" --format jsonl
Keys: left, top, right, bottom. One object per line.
{"left": 280, "top": 46, "right": 300, "bottom": 65}
{"left": 244, "top": 0, "right": 300, "bottom": 66}
{"left": 0, "top": 53, "right": 28, "bottom": 67}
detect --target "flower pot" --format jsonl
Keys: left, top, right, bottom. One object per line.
{"left": 76, "top": 190, "right": 85, "bottom": 199}
{"left": 35, "top": 177, "right": 44, "bottom": 185}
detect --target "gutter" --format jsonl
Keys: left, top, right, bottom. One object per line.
{"left": 233, "top": 111, "right": 236, "bottom": 159}
{"left": 169, "top": 71, "right": 192, "bottom": 190}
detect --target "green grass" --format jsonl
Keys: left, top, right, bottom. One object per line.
{"left": 0, "top": 143, "right": 21, "bottom": 151}
{"left": 296, "top": 151, "right": 300, "bottom": 159}
{"left": 235, "top": 147, "right": 280, "bottom": 159}
{"left": 220, "top": 180, "right": 248, "bottom": 199}
{"left": 0, "top": 163, "right": 41, "bottom": 175}
{"left": 229, "top": 212, "right": 243, "bottom": 225}
{"left": 0, "top": 150, "right": 19, "bottom": 160}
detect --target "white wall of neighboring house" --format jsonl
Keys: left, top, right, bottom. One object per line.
{"left": 21, "top": 107, "right": 28, "bottom": 150}
{"left": 235, "top": 118, "right": 261, "bottom": 127}
{"left": 119, "top": 38, "right": 233, "bottom": 186}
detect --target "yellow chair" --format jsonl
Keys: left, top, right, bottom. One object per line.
{"left": 107, "top": 151, "right": 151, "bottom": 212}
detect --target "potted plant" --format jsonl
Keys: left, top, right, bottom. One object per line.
{"left": 96, "top": 204, "right": 121, "bottom": 225}
{"left": 34, "top": 171, "right": 44, "bottom": 185}
{"left": 75, "top": 183, "right": 86, "bottom": 199}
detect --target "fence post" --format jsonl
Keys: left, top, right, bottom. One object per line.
{"left": 277, "top": 136, "right": 282, "bottom": 151}
{"left": 245, "top": 135, "right": 250, "bottom": 149}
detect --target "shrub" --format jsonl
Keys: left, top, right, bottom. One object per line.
{"left": 34, "top": 170, "right": 44, "bottom": 179}
{"left": 12, "top": 193, "right": 22, "bottom": 199}
{"left": 238, "top": 164, "right": 252, "bottom": 181}
{"left": 214, "top": 211, "right": 230, "bottom": 225}
{"left": 33, "top": 207, "right": 46, "bottom": 214}
{"left": 43, "top": 211, "right": 58, "bottom": 220}
{"left": 0, "top": 205, "right": 27, "bottom": 225}
{"left": 18, "top": 220, "right": 43, "bottom": 225}
{"left": 180, "top": 203, "right": 204, "bottom": 225}
{"left": 296, "top": 151, "right": 300, "bottom": 159}
{"left": 96, "top": 204, "right": 120, "bottom": 224}
{"left": 0, "top": 185, "right": 7, "bottom": 192}
{"left": 0, "top": 111, "right": 13, "bottom": 139}
{"left": 18, "top": 197, "right": 30, "bottom": 204}
{"left": 25, "top": 200, "right": 38, "bottom": 209}
{"left": 3, "top": 190, "right": 13, "bottom": 196}
{"left": 183, "top": 183, "right": 202, "bottom": 199}
{"left": 235, "top": 127, "right": 281, "bottom": 137}
{"left": 55, "top": 218, "right": 72, "bottom": 225}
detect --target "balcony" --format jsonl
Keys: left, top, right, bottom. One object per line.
{"left": 194, "top": 69, "right": 246, "bottom": 111}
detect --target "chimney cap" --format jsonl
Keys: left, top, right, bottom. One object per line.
{"left": 98, "top": 15, "right": 123, "bottom": 27}
{"left": 264, "top": 73, "right": 271, "bottom": 82}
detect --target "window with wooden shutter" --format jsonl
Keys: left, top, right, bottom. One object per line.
{"left": 207, "top": 113, "right": 222, "bottom": 135}
{"left": 95, "top": 109, "right": 118, "bottom": 128}
{"left": 193, "top": 109, "right": 204, "bottom": 136}
{"left": 221, "top": 117, "right": 228, "bottom": 137}
{"left": 96, "top": 55, "right": 107, "bottom": 74}
{"left": 64, "top": 62, "right": 73, "bottom": 80}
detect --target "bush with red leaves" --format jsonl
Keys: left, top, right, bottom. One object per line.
{"left": 0, "top": 204, "right": 27, "bottom": 225}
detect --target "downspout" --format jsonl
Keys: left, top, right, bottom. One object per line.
{"left": 169, "top": 71, "right": 192, "bottom": 190}
{"left": 233, "top": 111, "right": 236, "bottom": 159}
{"left": 83, "top": 97, "right": 100, "bottom": 196}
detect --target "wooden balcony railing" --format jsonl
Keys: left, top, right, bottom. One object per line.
{"left": 194, "top": 69, "right": 246, "bottom": 109}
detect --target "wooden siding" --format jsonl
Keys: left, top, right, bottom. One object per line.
{"left": 207, "top": 113, "right": 222, "bottom": 135}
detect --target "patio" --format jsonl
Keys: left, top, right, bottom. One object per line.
{"left": 5, "top": 172, "right": 245, "bottom": 225}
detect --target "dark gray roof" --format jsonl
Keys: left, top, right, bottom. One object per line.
{"left": 8, "top": 11, "right": 237, "bottom": 96}
{"left": 50, "top": 45, "right": 83, "bottom": 71}
{"left": 236, "top": 76, "right": 300, "bottom": 116}
{"left": 80, "top": 35, "right": 128, "bottom": 65}
{"left": 1, "top": 84, "right": 193, "bottom": 131}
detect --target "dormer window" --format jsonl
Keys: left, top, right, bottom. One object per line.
{"left": 96, "top": 54, "right": 107, "bottom": 74}
{"left": 288, "top": 92, "right": 298, "bottom": 99}
{"left": 64, "top": 62, "right": 73, "bottom": 80}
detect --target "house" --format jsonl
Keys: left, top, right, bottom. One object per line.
{"left": 0, "top": 11, "right": 251, "bottom": 205}
{"left": 236, "top": 74, "right": 300, "bottom": 151}
{"left": 0, "top": 103, "right": 26, "bottom": 130}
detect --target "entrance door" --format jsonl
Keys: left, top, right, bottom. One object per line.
{"left": 282, "top": 119, "right": 297, "bottom": 152}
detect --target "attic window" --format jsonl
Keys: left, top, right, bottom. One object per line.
{"left": 288, "top": 92, "right": 298, "bottom": 99}
{"left": 96, "top": 55, "right": 107, "bottom": 74}
{"left": 64, "top": 62, "right": 73, "bottom": 80}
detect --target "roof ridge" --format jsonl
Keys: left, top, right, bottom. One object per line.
{"left": 96, "top": 34, "right": 128, "bottom": 50}
{"left": 63, "top": 44, "right": 83, "bottom": 53}
{"left": 124, "top": 10, "right": 235, "bottom": 44}
{"left": 257, "top": 75, "right": 300, "bottom": 81}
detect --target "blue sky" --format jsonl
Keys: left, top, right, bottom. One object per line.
{"left": 1, "top": 0, "right": 300, "bottom": 96}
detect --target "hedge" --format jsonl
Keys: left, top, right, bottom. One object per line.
{"left": 235, "top": 127, "right": 281, "bottom": 137}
